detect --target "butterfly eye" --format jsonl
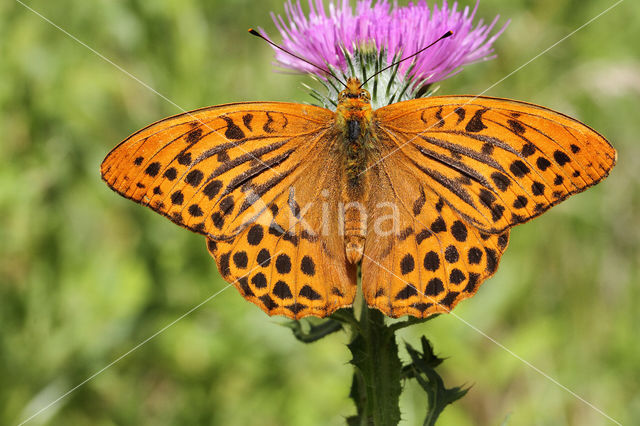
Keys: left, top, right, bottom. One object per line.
{"left": 360, "top": 90, "right": 371, "bottom": 101}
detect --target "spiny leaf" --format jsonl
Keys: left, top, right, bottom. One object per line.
{"left": 405, "top": 336, "right": 470, "bottom": 426}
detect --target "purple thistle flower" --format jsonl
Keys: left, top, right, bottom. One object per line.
{"left": 263, "top": 0, "right": 508, "bottom": 107}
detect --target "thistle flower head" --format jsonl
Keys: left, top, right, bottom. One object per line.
{"left": 262, "top": 0, "right": 508, "bottom": 108}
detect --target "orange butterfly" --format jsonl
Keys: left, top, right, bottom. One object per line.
{"left": 101, "top": 76, "right": 616, "bottom": 319}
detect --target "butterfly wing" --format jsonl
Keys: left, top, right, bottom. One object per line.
{"left": 102, "top": 102, "right": 357, "bottom": 318}
{"left": 362, "top": 96, "right": 615, "bottom": 317}
{"left": 205, "top": 135, "right": 357, "bottom": 319}
{"left": 374, "top": 96, "right": 616, "bottom": 233}
{"left": 362, "top": 160, "right": 510, "bottom": 318}
{"left": 102, "top": 102, "right": 334, "bottom": 239}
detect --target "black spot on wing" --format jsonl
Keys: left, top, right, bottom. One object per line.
{"left": 481, "top": 143, "right": 494, "bottom": 155}
{"left": 531, "top": 181, "right": 545, "bottom": 196}
{"left": 490, "top": 172, "right": 511, "bottom": 191}
{"left": 259, "top": 294, "right": 278, "bottom": 310}
{"left": 219, "top": 196, "right": 235, "bottom": 215}
{"left": 465, "top": 108, "right": 489, "bottom": 132}
{"left": 145, "top": 162, "right": 161, "bottom": 177}
{"left": 444, "top": 245, "right": 459, "bottom": 263}
{"left": 465, "top": 273, "right": 480, "bottom": 292}
{"left": 286, "top": 303, "right": 307, "bottom": 315}
{"left": 468, "top": 247, "right": 482, "bottom": 264}
{"left": 233, "top": 251, "right": 248, "bottom": 269}
{"left": 449, "top": 269, "right": 465, "bottom": 284}
{"left": 536, "top": 157, "right": 551, "bottom": 171}
{"left": 256, "top": 249, "right": 271, "bottom": 267}
{"left": 186, "top": 128, "right": 203, "bottom": 144}
{"left": 553, "top": 175, "right": 564, "bottom": 185}
{"left": 415, "top": 229, "right": 431, "bottom": 245}
{"left": 188, "top": 204, "right": 203, "bottom": 217}
{"left": 425, "top": 278, "right": 444, "bottom": 296}
{"left": 434, "top": 107, "right": 445, "bottom": 127}
{"left": 247, "top": 225, "right": 264, "bottom": 245}
{"left": 202, "top": 180, "right": 223, "bottom": 199}
{"left": 185, "top": 169, "right": 204, "bottom": 187}
{"left": 242, "top": 113, "right": 253, "bottom": 131}
{"left": 237, "top": 277, "right": 254, "bottom": 297}
{"left": 451, "top": 221, "right": 467, "bottom": 242}
{"left": 218, "top": 252, "right": 231, "bottom": 277}
{"left": 301, "top": 256, "right": 315, "bottom": 276}
{"left": 299, "top": 285, "right": 322, "bottom": 301}
{"left": 395, "top": 284, "right": 418, "bottom": 300}
{"left": 423, "top": 251, "right": 440, "bottom": 271}
{"left": 553, "top": 150, "right": 571, "bottom": 165}
{"left": 273, "top": 281, "right": 293, "bottom": 299}
{"left": 163, "top": 167, "right": 177, "bottom": 180}
{"left": 221, "top": 116, "right": 245, "bottom": 140}
{"left": 275, "top": 254, "right": 292, "bottom": 274}
{"left": 485, "top": 248, "right": 498, "bottom": 273}
{"left": 440, "top": 291, "right": 459, "bottom": 308}
{"left": 177, "top": 152, "right": 192, "bottom": 166}
{"left": 397, "top": 227, "right": 413, "bottom": 241}
{"left": 507, "top": 119, "right": 525, "bottom": 135}
{"left": 521, "top": 143, "right": 536, "bottom": 157}
{"left": 510, "top": 160, "right": 530, "bottom": 177}
{"left": 513, "top": 195, "right": 528, "bottom": 209}
{"left": 430, "top": 217, "right": 446, "bottom": 233}
{"left": 263, "top": 112, "right": 275, "bottom": 133}
{"left": 171, "top": 191, "right": 184, "bottom": 205}
{"left": 400, "top": 254, "right": 415, "bottom": 275}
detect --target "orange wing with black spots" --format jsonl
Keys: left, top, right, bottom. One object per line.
{"left": 362, "top": 159, "right": 510, "bottom": 318}
{"left": 102, "top": 102, "right": 357, "bottom": 319}
{"left": 101, "top": 102, "right": 334, "bottom": 240}
{"left": 205, "top": 136, "right": 357, "bottom": 319}
{"left": 360, "top": 95, "right": 615, "bottom": 317}
{"left": 375, "top": 96, "right": 616, "bottom": 233}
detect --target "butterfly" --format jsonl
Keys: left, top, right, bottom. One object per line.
{"left": 101, "top": 76, "right": 616, "bottom": 319}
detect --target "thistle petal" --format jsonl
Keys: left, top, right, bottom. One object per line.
{"left": 266, "top": 0, "right": 508, "bottom": 94}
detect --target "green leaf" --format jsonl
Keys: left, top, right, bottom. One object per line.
{"left": 390, "top": 314, "right": 439, "bottom": 332}
{"left": 405, "top": 337, "right": 470, "bottom": 426}
{"left": 281, "top": 318, "right": 343, "bottom": 344}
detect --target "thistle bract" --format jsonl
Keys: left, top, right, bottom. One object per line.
{"left": 263, "top": 0, "right": 508, "bottom": 108}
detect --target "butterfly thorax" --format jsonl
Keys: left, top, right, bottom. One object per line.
{"left": 334, "top": 77, "right": 377, "bottom": 263}
{"left": 335, "top": 78, "right": 376, "bottom": 188}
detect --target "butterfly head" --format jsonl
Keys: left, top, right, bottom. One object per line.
{"left": 338, "top": 77, "right": 371, "bottom": 106}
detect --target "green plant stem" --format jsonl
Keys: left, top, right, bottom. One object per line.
{"left": 347, "top": 304, "right": 402, "bottom": 426}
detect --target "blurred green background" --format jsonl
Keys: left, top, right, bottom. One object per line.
{"left": 1, "top": 0, "right": 638, "bottom": 425}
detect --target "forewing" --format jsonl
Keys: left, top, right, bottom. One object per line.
{"left": 101, "top": 102, "right": 334, "bottom": 240}
{"left": 375, "top": 96, "right": 616, "bottom": 233}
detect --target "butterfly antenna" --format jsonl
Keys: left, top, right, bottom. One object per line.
{"left": 249, "top": 29, "right": 348, "bottom": 88}
{"left": 360, "top": 30, "right": 453, "bottom": 88}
